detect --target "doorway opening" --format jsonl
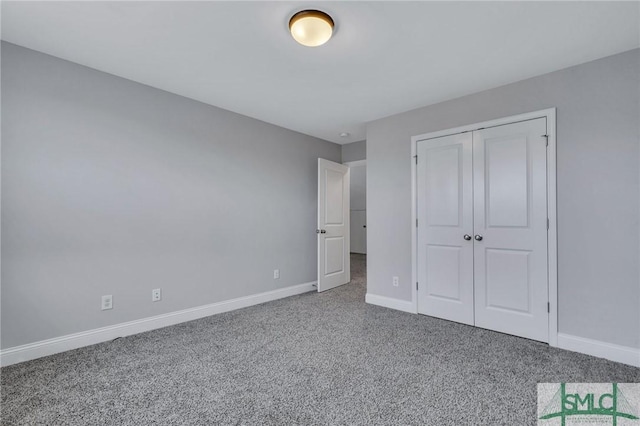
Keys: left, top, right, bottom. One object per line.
{"left": 344, "top": 160, "right": 366, "bottom": 256}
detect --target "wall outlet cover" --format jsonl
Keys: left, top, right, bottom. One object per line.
{"left": 101, "top": 295, "right": 113, "bottom": 310}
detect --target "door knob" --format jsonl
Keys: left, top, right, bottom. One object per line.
{"left": 463, "top": 234, "right": 472, "bottom": 241}
{"left": 474, "top": 235, "right": 483, "bottom": 241}
{"left": 316, "top": 229, "right": 327, "bottom": 234}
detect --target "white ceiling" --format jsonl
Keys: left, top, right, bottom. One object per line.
{"left": 2, "top": 1, "right": 639, "bottom": 144}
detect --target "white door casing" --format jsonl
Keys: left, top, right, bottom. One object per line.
{"left": 416, "top": 132, "right": 474, "bottom": 325}
{"left": 473, "top": 118, "right": 549, "bottom": 342}
{"left": 317, "top": 159, "right": 350, "bottom": 292}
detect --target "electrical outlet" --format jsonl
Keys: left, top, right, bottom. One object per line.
{"left": 273, "top": 269, "right": 280, "bottom": 279}
{"left": 101, "top": 295, "right": 113, "bottom": 310}
{"left": 392, "top": 276, "right": 399, "bottom": 287}
{"left": 152, "top": 288, "right": 161, "bottom": 302}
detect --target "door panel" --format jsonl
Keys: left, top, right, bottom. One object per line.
{"left": 325, "top": 169, "right": 345, "bottom": 224}
{"left": 485, "top": 136, "right": 529, "bottom": 227}
{"left": 417, "top": 133, "right": 474, "bottom": 325}
{"left": 425, "top": 245, "right": 462, "bottom": 301}
{"left": 317, "top": 159, "right": 350, "bottom": 292}
{"left": 426, "top": 146, "right": 462, "bottom": 226}
{"left": 485, "top": 248, "right": 531, "bottom": 313}
{"left": 473, "top": 118, "right": 548, "bottom": 342}
{"left": 325, "top": 237, "right": 345, "bottom": 275}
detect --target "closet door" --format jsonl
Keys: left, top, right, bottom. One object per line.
{"left": 417, "top": 133, "right": 474, "bottom": 325}
{"left": 473, "top": 118, "right": 549, "bottom": 342}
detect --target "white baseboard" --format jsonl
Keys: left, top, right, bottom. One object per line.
{"left": 5, "top": 286, "right": 636, "bottom": 369}
{"left": 365, "top": 293, "right": 416, "bottom": 314}
{"left": 1, "top": 281, "right": 316, "bottom": 367}
{"left": 363, "top": 295, "right": 639, "bottom": 367}
{"left": 557, "top": 333, "right": 640, "bottom": 367}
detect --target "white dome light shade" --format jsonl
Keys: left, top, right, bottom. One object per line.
{"left": 289, "top": 10, "right": 334, "bottom": 47}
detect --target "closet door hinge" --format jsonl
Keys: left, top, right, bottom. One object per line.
{"left": 416, "top": 282, "right": 419, "bottom": 291}
{"left": 547, "top": 218, "right": 550, "bottom": 230}
{"left": 416, "top": 219, "right": 418, "bottom": 227}
{"left": 547, "top": 302, "right": 550, "bottom": 313}
{"left": 414, "top": 155, "right": 418, "bottom": 164}
{"left": 542, "top": 134, "right": 549, "bottom": 146}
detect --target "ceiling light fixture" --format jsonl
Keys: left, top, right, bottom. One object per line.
{"left": 289, "top": 10, "right": 334, "bottom": 47}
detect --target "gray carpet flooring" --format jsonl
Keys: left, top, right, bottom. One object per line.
{"left": 2, "top": 254, "right": 639, "bottom": 425}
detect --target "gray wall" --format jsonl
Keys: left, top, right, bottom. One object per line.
{"left": 341, "top": 140, "right": 366, "bottom": 163}
{"left": 1, "top": 42, "right": 341, "bottom": 349}
{"left": 367, "top": 49, "right": 640, "bottom": 349}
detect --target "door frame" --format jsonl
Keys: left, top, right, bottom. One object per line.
{"left": 343, "top": 160, "right": 366, "bottom": 168}
{"left": 410, "top": 108, "right": 558, "bottom": 346}
{"left": 343, "top": 160, "right": 367, "bottom": 255}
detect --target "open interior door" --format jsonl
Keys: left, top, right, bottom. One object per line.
{"left": 317, "top": 159, "right": 350, "bottom": 292}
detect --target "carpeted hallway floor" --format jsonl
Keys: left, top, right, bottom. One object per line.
{"left": 2, "top": 253, "right": 638, "bottom": 425}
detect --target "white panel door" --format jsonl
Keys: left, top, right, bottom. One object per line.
{"left": 317, "top": 159, "right": 350, "bottom": 292}
{"left": 417, "top": 133, "right": 474, "bottom": 325}
{"left": 473, "top": 118, "right": 548, "bottom": 342}
{"left": 350, "top": 210, "right": 366, "bottom": 254}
